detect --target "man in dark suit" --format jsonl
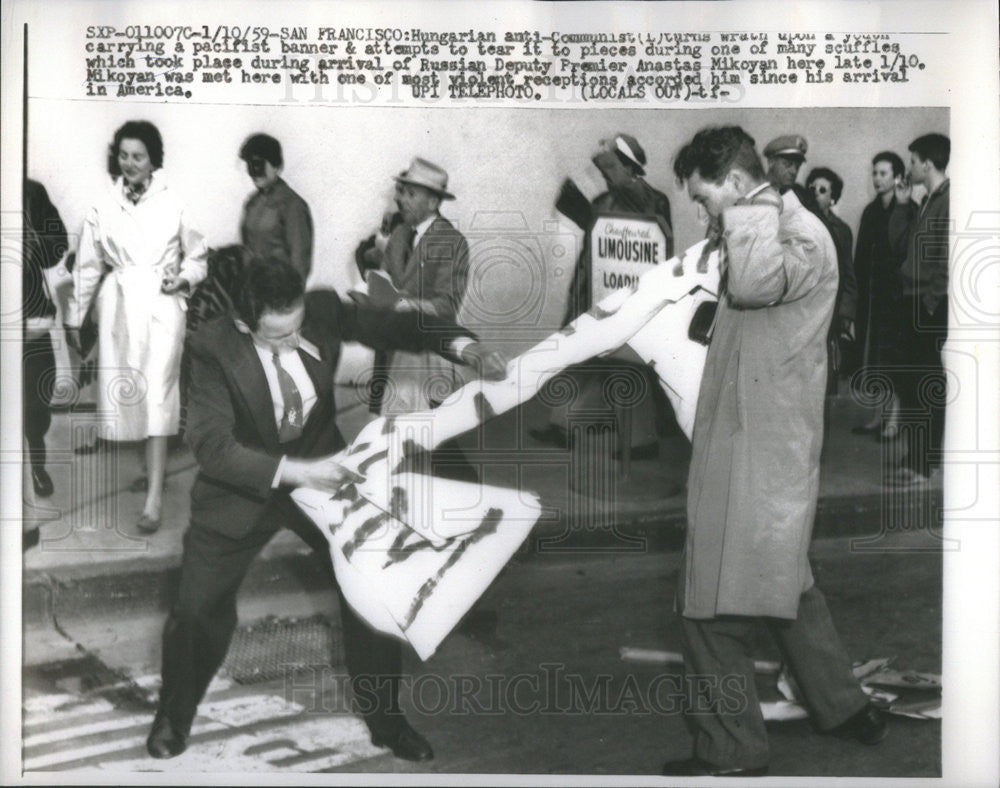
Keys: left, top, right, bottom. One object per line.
{"left": 885, "top": 133, "right": 950, "bottom": 487}
{"left": 146, "top": 258, "right": 503, "bottom": 761}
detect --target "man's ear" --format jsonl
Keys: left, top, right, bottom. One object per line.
{"left": 233, "top": 317, "right": 252, "bottom": 334}
{"left": 726, "top": 168, "right": 745, "bottom": 194}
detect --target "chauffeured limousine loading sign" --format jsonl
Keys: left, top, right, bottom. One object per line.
{"left": 589, "top": 213, "right": 670, "bottom": 304}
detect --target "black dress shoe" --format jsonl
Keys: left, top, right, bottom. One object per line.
{"left": 371, "top": 720, "right": 434, "bottom": 762}
{"left": 661, "top": 757, "right": 768, "bottom": 777}
{"left": 146, "top": 711, "right": 187, "bottom": 759}
{"left": 828, "top": 702, "right": 888, "bottom": 745}
{"left": 31, "top": 466, "right": 54, "bottom": 497}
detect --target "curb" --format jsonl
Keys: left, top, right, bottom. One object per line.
{"left": 24, "top": 488, "right": 937, "bottom": 632}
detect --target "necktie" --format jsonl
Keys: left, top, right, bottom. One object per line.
{"left": 272, "top": 352, "right": 303, "bottom": 442}
{"left": 403, "top": 226, "right": 418, "bottom": 274}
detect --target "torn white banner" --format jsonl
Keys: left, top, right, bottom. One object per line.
{"left": 771, "top": 660, "right": 942, "bottom": 722}
{"left": 293, "top": 239, "right": 720, "bottom": 659}
{"left": 622, "top": 648, "right": 942, "bottom": 722}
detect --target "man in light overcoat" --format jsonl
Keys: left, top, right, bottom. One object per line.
{"left": 662, "top": 126, "right": 887, "bottom": 777}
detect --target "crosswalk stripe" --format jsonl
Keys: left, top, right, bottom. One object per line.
{"left": 23, "top": 713, "right": 151, "bottom": 748}
{"left": 22, "top": 719, "right": 228, "bottom": 771}
{"left": 24, "top": 706, "right": 129, "bottom": 738}
{"left": 197, "top": 693, "right": 305, "bottom": 726}
{"left": 24, "top": 685, "right": 304, "bottom": 771}
{"left": 23, "top": 699, "right": 117, "bottom": 728}
{"left": 22, "top": 675, "right": 229, "bottom": 731}
{"left": 81, "top": 715, "right": 384, "bottom": 772}
{"left": 22, "top": 674, "right": 383, "bottom": 773}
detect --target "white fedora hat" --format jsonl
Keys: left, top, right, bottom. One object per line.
{"left": 394, "top": 157, "right": 455, "bottom": 200}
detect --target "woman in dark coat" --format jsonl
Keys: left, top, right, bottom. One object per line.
{"left": 238, "top": 133, "right": 314, "bottom": 279}
{"left": 806, "top": 167, "right": 857, "bottom": 395}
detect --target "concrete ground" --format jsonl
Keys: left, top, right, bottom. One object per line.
{"left": 20, "top": 387, "right": 945, "bottom": 779}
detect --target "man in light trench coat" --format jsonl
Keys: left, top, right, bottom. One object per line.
{"left": 662, "top": 126, "right": 887, "bottom": 777}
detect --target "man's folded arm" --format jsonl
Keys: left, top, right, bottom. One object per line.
{"left": 724, "top": 204, "right": 827, "bottom": 308}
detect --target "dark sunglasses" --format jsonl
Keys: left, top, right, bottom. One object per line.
{"left": 246, "top": 157, "right": 268, "bottom": 177}
{"left": 811, "top": 184, "right": 830, "bottom": 195}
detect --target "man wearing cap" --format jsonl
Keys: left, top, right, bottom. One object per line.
{"left": 535, "top": 133, "right": 674, "bottom": 460}
{"left": 561, "top": 134, "right": 674, "bottom": 321}
{"left": 239, "top": 133, "right": 314, "bottom": 279}
{"left": 763, "top": 133, "right": 822, "bottom": 217}
{"left": 366, "top": 157, "right": 471, "bottom": 415}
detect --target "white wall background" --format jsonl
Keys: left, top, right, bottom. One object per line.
{"left": 30, "top": 103, "right": 946, "bottom": 354}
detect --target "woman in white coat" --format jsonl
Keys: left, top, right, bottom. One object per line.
{"left": 65, "top": 120, "right": 208, "bottom": 533}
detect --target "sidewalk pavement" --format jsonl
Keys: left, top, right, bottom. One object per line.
{"left": 23, "top": 388, "right": 943, "bottom": 628}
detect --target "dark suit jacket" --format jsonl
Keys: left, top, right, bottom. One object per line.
{"left": 822, "top": 211, "right": 857, "bottom": 324}
{"left": 382, "top": 214, "right": 469, "bottom": 320}
{"left": 185, "top": 289, "right": 471, "bottom": 539}
{"left": 888, "top": 179, "right": 950, "bottom": 315}
{"left": 240, "top": 178, "right": 314, "bottom": 279}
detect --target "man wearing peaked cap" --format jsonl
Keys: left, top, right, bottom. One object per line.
{"left": 764, "top": 133, "right": 809, "bottom": 160}
{"left": 764, "top": 133, "right": 825, "bottom": 219}
{"left": 763, "top": 134, "right": 808, "bottom": 191}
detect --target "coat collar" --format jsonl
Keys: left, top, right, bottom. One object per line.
{"left": 228, "top": 327, "right": 281, "bottom": 451}
{"left": 222, "top": 314, "right": 333, "bottom": 451}
{"left": 780, "top": 186, "right": 801, "bottom": 213}
{"left": 114, "top": 169, "right": 167, "bottom": 208}
{"left": 411, "top": 212, "right": 439, "bottom": 247}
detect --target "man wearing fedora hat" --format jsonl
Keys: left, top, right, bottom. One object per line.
{"left": 367, "top": 157, "right": 472, "bottom": 416}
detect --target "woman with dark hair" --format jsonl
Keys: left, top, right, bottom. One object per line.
{"left": 807, "top": 166, "right": 857, "bottom": 393}
{"left": 238, "top": 133, "right": 313, "bottom": 279}
{"left": 65, "top": 120, "right": 208, "bottom": 533}
{"left": 851, "top": 151, "right": 906, "bottom": 438}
